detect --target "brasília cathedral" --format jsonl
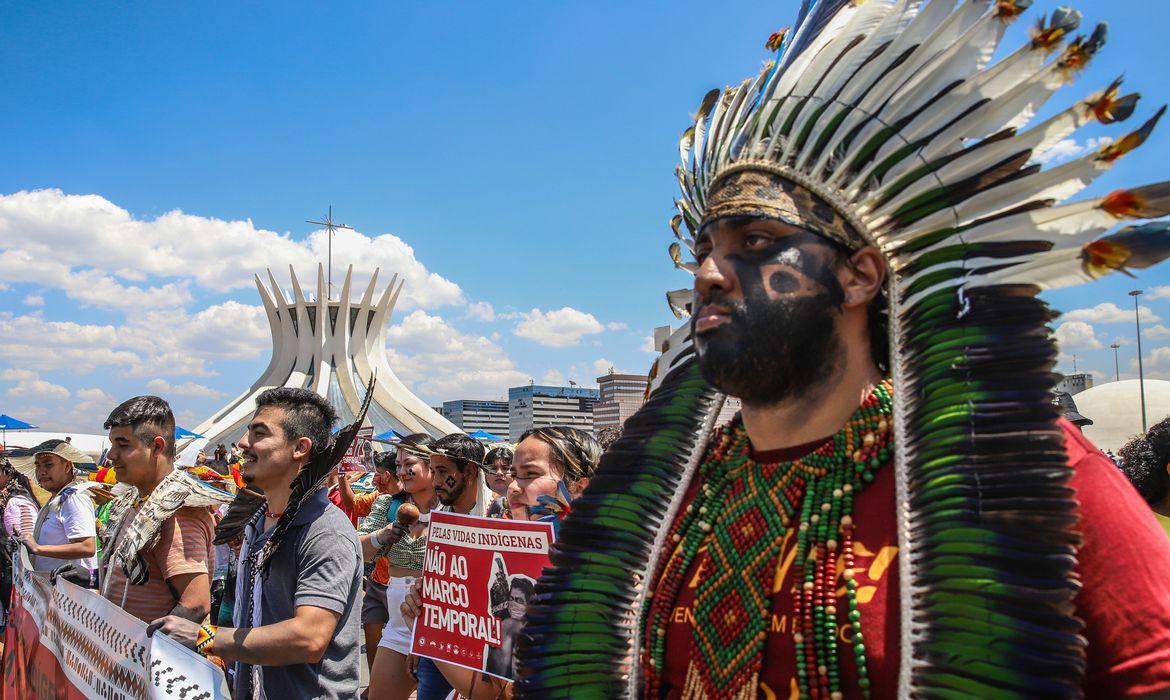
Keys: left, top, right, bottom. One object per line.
{"left": 188, "top": 264, "right": 457, "bottom": 449}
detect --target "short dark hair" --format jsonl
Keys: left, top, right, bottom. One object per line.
{"left": 1118, "top": 416, "right": 1170, "bottom": 506}
{"left": 254, "top": 388, "right": 338, "bottom": 458}
{"left": 485, "top": 446, "right": 514, "bottom": 466}
{"left": 519, "top": 426, "right": 601, "bottom": 483}
{"left": 373, "top": 448, "right": 397, "bottom": 471}
{"left": 509, "top": 576, "right": 536, "bottom": 601}
{"left": 431, "top": 433, "right": 486, "bottom": 472}
{"left": 104, "top": 395, "right": 177, "bottom": 459}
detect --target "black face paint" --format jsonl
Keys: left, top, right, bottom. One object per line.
{"left": 693, "top": 230, "right": 845, "bottom": 405}
{"left": 437, "top": 472, "right": 467, "bottom": 506}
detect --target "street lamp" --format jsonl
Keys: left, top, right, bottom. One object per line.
{"left": 1129, "top": 290, "right": 1148, "bottom": 432}
{"left": 1110, "top": 342, "right": 1121, "bottom": 382}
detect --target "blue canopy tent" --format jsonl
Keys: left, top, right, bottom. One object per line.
{"left": 468, "top": 429, "right": 504, "bottom": 442}
{"left": 0, "top": 414, "right": 39, "bottom": 449}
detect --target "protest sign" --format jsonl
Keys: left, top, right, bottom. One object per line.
{"left": 339, "top": 425, "right": 374, "bottom": 472}
{"left": 2, "top": 547, "right": 229, "bottom": 700}
{"left": 410, "top": 512, "right": 554, "bottom": 681}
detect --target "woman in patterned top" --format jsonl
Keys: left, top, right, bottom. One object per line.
{"left": 363, "top": 434, "right": 442, "bottom": 700}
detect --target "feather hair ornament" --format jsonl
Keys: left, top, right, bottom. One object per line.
{"left": 211, "top": 377, "right": 377, "bottom": 568}
{"left": 515, "top": 1, "right": 1170, "bottom": 698}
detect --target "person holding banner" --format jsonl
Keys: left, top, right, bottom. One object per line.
{"left": 400, "top": 426, "right": 601, "bottom": 699}
{"left": 149, "top": 387, "right": 365, "bottom": 700}
{"left": 99, "top": 395, "right": 222, "bottom": 624}
{"left": 10, "top": 440, "right": 98, "bottom": 576}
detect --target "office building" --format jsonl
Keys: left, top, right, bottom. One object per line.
{"left": 594, "top": 372, "right": 650, "bottom": 431}
{"left": 1054, "top": 373, "right": 1094, "bottom": 396}
{"left": 509, "top": 384, "right": 600, "bottom": 437}
{"left": 442, "top": 400, "right": 511, "bottom": 440}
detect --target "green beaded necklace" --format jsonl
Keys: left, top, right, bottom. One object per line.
{"left": 642, "top": 380, "right": 894, "bottom": 700}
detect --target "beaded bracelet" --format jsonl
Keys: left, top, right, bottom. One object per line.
{"left": 195, "top": 624, "right": 216, "bottom": 656}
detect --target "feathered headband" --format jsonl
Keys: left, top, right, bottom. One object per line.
{"left": 517, "top": 1, "right": 1170, "bottom": 698}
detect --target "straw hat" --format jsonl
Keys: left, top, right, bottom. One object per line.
{"left": 7, "top": 439, "right": 97, "bottom": 477}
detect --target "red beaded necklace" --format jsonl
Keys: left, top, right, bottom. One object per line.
{"left": 641, "top": 380, "right": 894, "bottom": 699}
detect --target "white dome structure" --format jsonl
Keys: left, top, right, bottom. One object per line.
{"left": 188, "top": 264, "right": 456, "bottom": 451}
{"left": 1075, "top": 379, "right": 1170, "bottom": 452}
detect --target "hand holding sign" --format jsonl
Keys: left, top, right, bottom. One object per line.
{"left": 410, "top": 512, "right": 554, "bottom": 681}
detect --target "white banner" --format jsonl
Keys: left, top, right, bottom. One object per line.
{"left": 3, "top": 546, "right": 230, "bottom": 700}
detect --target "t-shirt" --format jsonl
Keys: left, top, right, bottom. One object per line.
{"left": 3, "top": 495, "right": 39, "bottom": 538}
{"left": 33, "top": 485, "right": 97, "bottom": 573}
{"left": 102, "top": 505, "right": 215, "bottom": 623}
{"left": 327, "top": 487, "right": 359, "bottom": 527}
{"left": 232, "top": 488, "right": 362, "bottom": 700}
{"left": 656, "top": 419, "right": 1170, "bottom": 698}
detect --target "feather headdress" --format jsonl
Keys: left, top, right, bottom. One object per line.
{"left": 517, "top": 1, "right": 1170, "bottom": 698}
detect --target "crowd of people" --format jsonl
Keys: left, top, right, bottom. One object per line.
{"left": 0, "top": 389, "right": 605, "bottom": 699}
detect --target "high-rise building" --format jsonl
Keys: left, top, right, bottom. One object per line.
{"left": 442, "top": 400, "right": 510, "bottom": 440}
{"left": 594, "top": 372, "right": 649, "bottom": 431}
{"left": 508, "top": 384, "right": 600, "bottom": 437}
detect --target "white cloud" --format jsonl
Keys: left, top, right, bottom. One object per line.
{"left": 0, "top": 368, "right": 37, "bottom": 382}
{"left": 75, "top": 387, "right": 114, "bottom": 403}
{"left": 0, "top": 249, "right": 194, "bottom": 311}
{"left": 1054, "top": 321, "right": 1103, "bottom": 350}
{"left": 605, "top": 322, "right": 629, "bottom": 331}
{"left": 1033, "top": 136, "right": 1113, "bottom": 166}
{"left": 387, "top": 311, "right": 529, "bottom": 401}
{"left": 146, "top": 379, "right": 226, "bottom": 399}
{"left": 0, "top": 189, "right": 464, "bottom": 312}
{"left": 1146, "top": 324, "right": 1170, "bottom": 339}
{"left": 1133, "top": 347, "right": 1170, "bottom": 380}
{"left": 1148, "top": 286, "right": 1170, "bottom": 300}
{"left": 540, "top": 370, "right": 566, "bottom": 386}
{"left": 464, "top": 302, "right": 496, "bottom": 322}
{"left": 7, "top": 376, "right": 70, "bottom": 401}
{"left": 22, "top": 294, "right": 44, "bottom": 306}
{"left": 512, "top": 307, "right": 605, "bottom": 348}
{"left": 1063, "top": 302, "right": 1162, "bottom": 325}
{"left": 593, "top": 358, "right": 617, "bottom": 375}
{"left": 0, "top": 302, "right": 269, "bottom": 379}
{"left": 641, "top": 335, "right": 657, "bottom": 353}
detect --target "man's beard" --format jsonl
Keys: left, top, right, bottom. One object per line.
{"left": 694, "top": 291, "right": 841, "bottom": 406}
{"left": 437, "top": 476, "right": 466, "bottom": 506}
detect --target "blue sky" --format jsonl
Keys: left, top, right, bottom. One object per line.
{"left": 1, "top": 0, "right": 1169, "bottom": 433}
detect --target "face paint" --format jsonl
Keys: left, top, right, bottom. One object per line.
{"left": 445, "top": 476, "right": 457, "bottom": 489}
{"left": 693, "top": 228, "right": 845, "bottom": 405}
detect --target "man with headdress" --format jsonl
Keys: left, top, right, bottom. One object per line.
{"left": 517, "top": 2, "right": 1170, "bottom": 698}
{"left": 149, "top": 388, "right": 364, "bottom": 700}
{"left": 98, "top": 395, "right": 229, "bottom": 624}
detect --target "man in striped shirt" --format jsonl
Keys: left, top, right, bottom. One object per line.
{"left": 99, "top": 396, "right": 215, "bottom": 624}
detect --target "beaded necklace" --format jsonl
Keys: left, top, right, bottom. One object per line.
{"left": 642, "top": 380, "right": 893, "bottom": 699}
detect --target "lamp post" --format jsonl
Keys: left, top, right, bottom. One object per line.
{"left": 1129, "top": 290, "right": 1148, "bottom": 432}
{"left": 1110, "top": 342, "right": 1121, "bottom": 382}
